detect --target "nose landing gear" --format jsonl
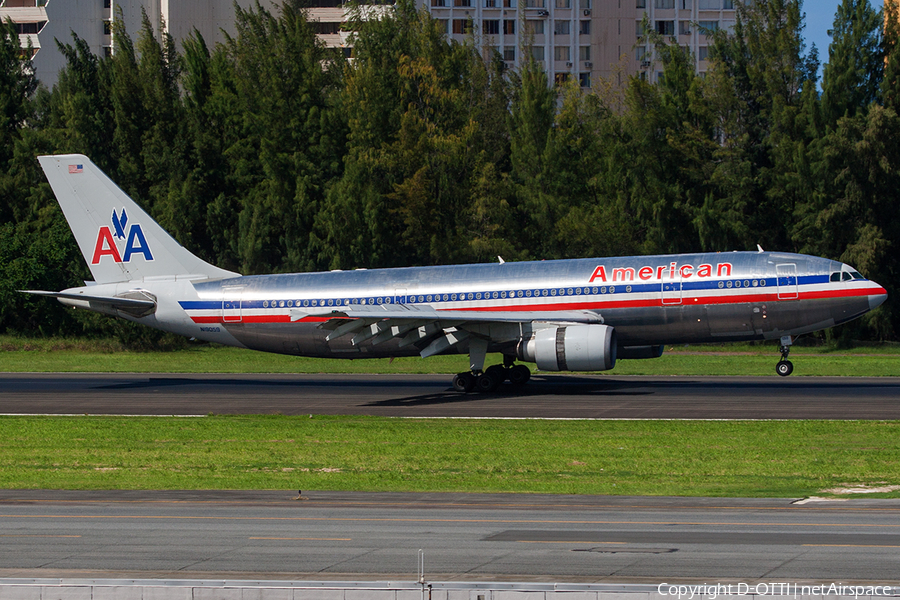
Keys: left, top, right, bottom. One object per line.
{"left": 776, "top": 335, "right": 793, "bottom": 377}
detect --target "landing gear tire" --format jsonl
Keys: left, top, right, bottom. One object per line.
{"left": 452, "top": 372, "right": 475, "bottom": 393}
{"left": 484, "top": 364, "right": 508, "bottom": 384}
{"left": 508, "top": 364, "right": 531, "bottom": 386}
{"left": 475, "top": 372, "right": 501, "bottom": 393}
{"left": 776, "top": 360, "right": 793, "bottom": 377}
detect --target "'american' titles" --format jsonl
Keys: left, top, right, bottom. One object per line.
{"left": 589, "top": 262, "right": 733, "bottom": 283}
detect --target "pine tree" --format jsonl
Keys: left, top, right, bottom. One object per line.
{"left": 821, "top": 0, "right": 883, "bottom": 124}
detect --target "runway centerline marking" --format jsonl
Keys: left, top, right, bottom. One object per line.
{"left": 2, "top": 514, "right": 899, "bottom": 528}
{"left": 803, "top": 544, "right": 900, "bottom": 548}
{"left": 0, "top": 534, "right": 82, "bottom": 538}
{"left": 253, "top": 536, "right": 353, "bottom": 542}
{"left": 516, "top": 540, "right": 627, "bottom": 544}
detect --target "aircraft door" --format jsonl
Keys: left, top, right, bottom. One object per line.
{"left": 776, "top": 264, "right": 798, "bottom": 300}
{"left": 661, "top": 278, "right": 683, "bottom": 305}
{"left": 222, "top": 286, "right": 244, "bottom": 323}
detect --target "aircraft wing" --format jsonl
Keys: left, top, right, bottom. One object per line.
{"left": 290, "top": 303, "right": 603, "bottom": 358}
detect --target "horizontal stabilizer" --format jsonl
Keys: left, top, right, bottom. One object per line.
{"left": 21, "top": 290, "right": 157, "bottom": 318}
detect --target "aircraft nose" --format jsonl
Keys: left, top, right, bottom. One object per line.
{"left": 869, "top": 285, "right": 888, "bottom": 311}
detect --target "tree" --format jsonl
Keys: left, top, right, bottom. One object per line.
{"left": 0, "top": 18, "right": 38, "bottom": 224}
{"left": 705, "top": 0, "right": 819, "bottom": 252}
{"left": 821, "top": 0, "right": 883, "bottom": 124}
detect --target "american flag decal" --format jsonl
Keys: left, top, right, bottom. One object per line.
{"left": 68, "top": 164, "right": 83, "bottom": 174}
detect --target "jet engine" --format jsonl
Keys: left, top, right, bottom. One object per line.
{"left": 517, "top": 325, "right": 617, "bottom": 372}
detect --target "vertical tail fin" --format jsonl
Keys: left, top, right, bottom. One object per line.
{"left": 38, "top": 154, "right": 239, "bottom": 283}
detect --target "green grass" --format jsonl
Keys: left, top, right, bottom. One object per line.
{"left": 1, "top": 336, "right": 899, "bottom": 376}
{"left": 1, "top": 416, "right": 899, "bottom": 497}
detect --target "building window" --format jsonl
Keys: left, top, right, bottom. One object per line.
{"left": 526, "top": 20, "right": 545, "bottom": 34}
{"left": 698, "top": 46, "right": 709, "bottom": 60}
{"left": 556, "top": 0, "right": 571, "bottom": 7}
{"left": 452, "top": 19, "right": 471, "bottom": 34}
{"left": 679, "top": 0, "right": 691, "bottom": 7}
{"left": 554, "top": 20, "right": 570, "bottom": 35}
{"left": 579, "top": 20, "right": 590, "bottom": 35}
{"left": 698, "top": 20, "right": 719, "bottom": 34}
{"left": 655, "top": 20, "right": 674, "bottom": 36}
{"left": 485, "top": 0, "right": 497, "bottom": 6}
{"left": 655, "top": 0, "right": 674, "bottom": 7}
{"left": 314, "top": 22, "right": 341, "bottom": 34}
{"left": 483, "top": 20, "right": 500, "bottom": 34}
{"left": 503, "top": 20, "right": 516, "bottom": 34}
{"left": 579, "top": 72, "right": 591, "bottom": 87}
{"left": 504, "top": 0, "right": 517, "bottom": 6}
{"left": 103, "top": 20, "right": 112, "bottom": 35}
{"left": 636, "top": 46, "right": 649, "bottom": 61}
{"left": 554, "top": 45, "right": 570, "bottom": 61}
{"left": 579, "top": 45, "right": 590, "bottom": 61}
{"left": 555, "top": 73, "right": 570, "bottom": 85}
{"left": 104, "top": 0, "right": 111, "bottom": 7}
{"left": 526, "top": 0, "right": 546, "bottom": 7}
{"left": 636, "top": 21, "right": 645, "bottom": 36}
{"left": 679, "top": 21, "right": 691, "bottom": 35}
{"left": 437, "top": 19, "right": 449, "bottom": 33}
{"left": 636, "top": 0, "right": 646, "bottom": 7}
{"left": 504, "top": 46, "right": 516, "bottom": 60}
{"left": 723, "top": 0, "right": 734, "bottom": 7}
{"left": 698, "top": 0, "right": 718, "bottom": 7}
{"left": 432, "top": 0, "right": 446, "bottom": 6}
{"left": 453, "top": 0, "right": 472, "bottom": 6}
{"left": 531, "top": 45, "right": 545, "bottom": 60}
{"left": 580, "top": 0, "right": 591, "bottom": 8}
{"left": 15, "top": 22, "right": 47, "bottom": 34}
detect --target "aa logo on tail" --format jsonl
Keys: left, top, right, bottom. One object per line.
{"left": 91, "top": 208, "right": 154, "bottom": 265}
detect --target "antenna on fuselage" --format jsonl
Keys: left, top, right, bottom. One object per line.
{"left": 757, "top": 244, "right": 765, "bottom": 253}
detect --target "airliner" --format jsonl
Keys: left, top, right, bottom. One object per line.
{"left": 25, "top": 154, "right": 888, "bottom": 392}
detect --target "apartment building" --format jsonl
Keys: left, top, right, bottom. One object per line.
{"left": 427, "top": 0, "right": 735, "bottom": 86}
{"left": 2, "top": 0, "right": 734, "bottom": 88}
{"left": 0, "top": 0, "right": 277, "bottom": 86}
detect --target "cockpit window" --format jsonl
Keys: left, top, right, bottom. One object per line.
{"left": 830, "top": 272, "right": 841, "bottom": 282}
{"left": 851, "top": 271, "right": 864, "bottom": 280}
{"left": 842, "top": 272, "right": 853, "bottom": 281}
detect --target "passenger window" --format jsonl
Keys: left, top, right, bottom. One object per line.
{"left": 830, "top": 273, "right": 841, "bottom": 282}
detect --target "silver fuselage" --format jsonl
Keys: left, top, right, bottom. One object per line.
{"left": 124, "top": 251, "right": 886, "bottom": 359}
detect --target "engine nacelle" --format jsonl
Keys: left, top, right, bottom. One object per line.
{"left": 517, "top": 325, "right": 617, "bottom": 372}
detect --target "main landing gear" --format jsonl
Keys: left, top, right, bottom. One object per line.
{"left": 776, "top": 335, "right": 794, "bottom": 377}
{"left": 452, "top": 355, "right": 531, "bottom": 393}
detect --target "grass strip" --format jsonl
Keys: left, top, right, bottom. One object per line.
{"left": 1, "top": 415, "right": 899, "bottom": 498}
{"left": 2, "top": 341, "right": 899, "bottom": 376}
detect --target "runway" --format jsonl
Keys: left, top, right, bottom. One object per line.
{"left": 1, "top": 490, "right": 900, "bottom": 581}
{"left": 1, "top": 373, "right": 899, "bottom": 418}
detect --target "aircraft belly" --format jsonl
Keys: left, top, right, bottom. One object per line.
{"left": 605, "top": 305, "right": 709, "bottom": 345}
{"left": 706, "top": 303, "right": 756, "bottom": 339}
{"left": 223, "top": 322, "right": 423, "bottom": 359}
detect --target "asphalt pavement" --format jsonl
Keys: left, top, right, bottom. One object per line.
{"left": 1, "top": 373, "right": 899, "bottom": 418}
